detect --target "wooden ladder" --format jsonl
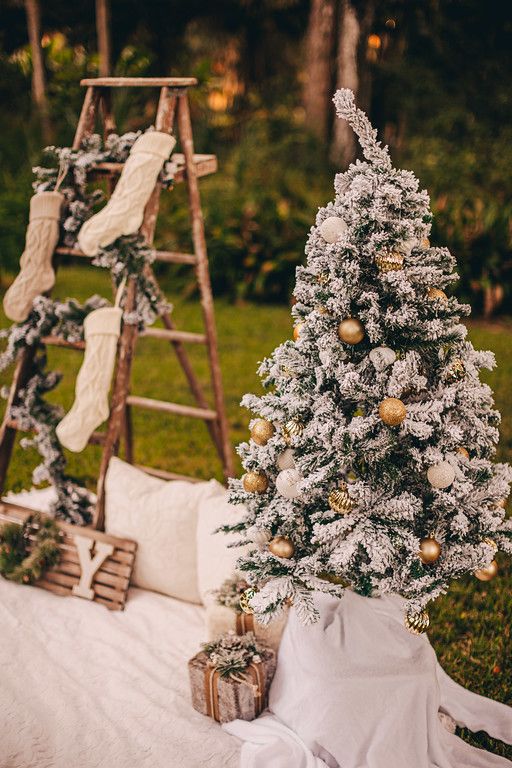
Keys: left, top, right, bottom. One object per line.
{"left": 0, "top": 77, "right": 234, "bottom": 530}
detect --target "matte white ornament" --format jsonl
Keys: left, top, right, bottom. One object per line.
{"left": 56, "top": 306, "right": 122, "bottom": 452}
{"left": 277, "top": 448, "right": 295, "bottom": 470}
{"left": 78, "top": 131, "right": 176, "bottom": 256}
{"left": 400, "top": 238, "right": 417, "bottom": 256}
{"left": 3, "top": 191, "right": 63, "bottom": 322}
{"left": 319, "top": 216, "right": 348, "bottom": 244}
{"left": 275, "top": 468, "right": 302, "bottom": 499}
{"left": 427, "top": 461, "right": 455, "bottom": 489}
{"left": 369, "top": 346, "right": 396, "bottom": 371}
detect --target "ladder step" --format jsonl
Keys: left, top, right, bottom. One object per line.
{"left": 125, "top": 395, "right": 217, "bottom": 421}
{"left": 54, "top": 247, "right": 196, "bottom": 265}
{"left": 90, "top": 154, "right": 217, "bottom": 182}
{"left": 80, "top": 77, "right": 197, "bottom": 87}
{"left": 134, "top": 464, "right": 203, "bottom": 483}
{"left": 140, "top": 327, "right": 207, "bottom": 344}
{"left": 42, "top": 336, "right": 85, "bottom": 351}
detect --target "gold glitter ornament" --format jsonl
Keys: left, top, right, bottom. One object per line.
{"left": 418, "top": 536, "right": 442, "bottom": 564}
{"left": 427, "top": 287, "right": 448, "bottom": 302}
{"left": 282, "top": 417, "right": 304, "bottom": 444}
{"left": 445, "top": 358, "right": 466, "bottom": 382}
{"left": 379, "top": 397, "right": 407, "bottom": 426}
{"left": 268, "top": 536, "right": 295, "bottom": 559}
{"left": 293, "top": 322, "right": 304, "bottom": 341}
{"left": 421, "top": 237, "right": 431, "bottom": 248}
{"left": 404, "top": 610, "right": 430, "bottom": 634}
{"left": 338, "top": 317, "right": 365, "bottom": 345}
{"left": 496, "top": 498, "right": 508, "bottom": 509}
{"left": 375, "top": 250, "right": 404, "bottom": 272}
{"left": 456, "top": 447, "right": 470, "bottom": 459}
{"left": 475, "top": 559, "right": 498, "bottom": 581}
{"left": 328, "top": 482, "right": 353, "bottom": 514}
{"left": 243, "top": 471, "right": 269, "bottom": 494}
{"left": 250, "top": 419, "right": 275, "bottom": 446}
{"left": 240, "top": 587, "right": 257, "bottom": 614}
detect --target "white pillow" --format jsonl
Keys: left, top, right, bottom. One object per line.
{"left": 105, "top": 457, "right": 224, "bottom": 604}
{"left": 196, "top": 489, "right": 249, "bottom": 605}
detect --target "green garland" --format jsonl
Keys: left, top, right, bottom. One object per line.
{"left": 0, "top": 513, "right": 62, "bottom": 584}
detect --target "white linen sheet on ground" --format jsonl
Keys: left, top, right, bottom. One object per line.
{"left": 0, "top": 578, "right": 240, "bottom": 768}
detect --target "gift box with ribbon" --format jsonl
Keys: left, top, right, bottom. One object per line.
{"left": 188, "top": 632, "right": 276, "bottom": 724}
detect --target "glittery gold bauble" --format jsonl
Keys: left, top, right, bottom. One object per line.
{"left": 445, "top": 358, "right": 466, "bottom": 382}
{"left": 316, "top": 272, "right": 329, "bottom": 285}
{"left": 475, "top": 559, "right": 498, "bottom": 581}
{"left": 379, "top": 397, "right": 407, "bottom": 426}
{"left": 328, "top": 482, "right": 353, "bottom": 514}
{"left": 240, "top": 587, "right": 257, "bottom": 614}
{"left": 293, "top": 322, "right": 304, "bottom": 341}
{"left": 496, "top": 498, "right": 508, "bottom": 509}
{"left": 316, "top": 305, "right": 330, "bottom": 315}
{"left": 282, "top": 417, "right": 304, "bottom": 444}
{"left": 421, "top": 237, "right": 431, "bottom": 248}
{"left": 268, "top": 536, "right": 295, "bottom": 559}
{"left": 427, "top": 287, "right": 448, "bottom": 302}
{"left": 338, "top": 317, "right": 365, "bottom": 345}
{"left": 456, "top": 447, "right": 470, "bottom": 459}
{"left": 483, "top": 537, "right": 498, "bottom": 552}
{"left": 243, "top": 470, "right": 269, "bottom": 494}
{"left": 404, "top": 610, "right": 430, "bottom": 634}
{"left": 418, "top": 536, "right": 442, "bottom": 564}
{"left": 250, "top": 419, "right": 275, "bottom": 446}
{"left": 375, "top": 250, "right": 404, "bottom": 272}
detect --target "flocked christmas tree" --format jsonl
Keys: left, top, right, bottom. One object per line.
{"left": 226, "top": 90, "right": 512, "bottom": 632}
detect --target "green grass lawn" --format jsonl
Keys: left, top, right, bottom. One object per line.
{"left": 0, "top": 266, "right": 511, "bottom": 757}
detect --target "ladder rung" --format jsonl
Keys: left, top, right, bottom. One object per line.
{"left": 140, "top": 327, "right": 207, "bottom": 344}
{"left": 90, "top": 154, "right": 217, "bottom": 182}
{"left": 80, "top": 77, "right": 197, "bottom": 88}
{"left": 125, "top": 395, "right": 217, "bottom": 421}
{"left": 134, "top": 464, "right": 203, "bottom": 483}
{"left": 55, "top": 246, "right": 196, "bottom": 265}
{"left": 42, "top": 336, "right": 85, "bottom": 351}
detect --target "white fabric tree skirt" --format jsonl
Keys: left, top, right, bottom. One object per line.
{"left": 225, "top": 591, "right": 512, "bottom": 767}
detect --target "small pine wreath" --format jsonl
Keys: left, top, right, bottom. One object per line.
{"left": 0, "top": 513, "right": 62, "bottom": 584}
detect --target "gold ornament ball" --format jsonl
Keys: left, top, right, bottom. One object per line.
{"left": 456, "top": 447, "right": 470, "bottom": 459}
{"left": 293, "top": 322, "right": 304, "bottom": 341}
{"left": 282, "top": 417, "right": 304, "bottom": 444}
{"left": 419, "top": 537, "right": 442, "bottom": 564}
{"left": 475, "top": 559, "right": 498, "bottom": 582}
{"left": 328, "top": 482, "right": 353, "bottom": 515}
{"left": 316, "top": 271, "right": 329, "bottom": 285}
{"left": 243, "top": 470, "right": 269, "bottom": 494}
{"left": 240, "top": 587, "right": 257, "bottom": 614}
{"left": 250, "top": 419, "right": 275, "bottom": 446}
{"left": 446, "top": 358, "right": 466, "bottom": 383}
{"left": 379, "top": 397, "right": 407, "bottom": 426}
{"left": 269, "top": 536, "right": 295, "bottom": 559}
{"left": 427, "top": 287, "right": 448, "bottom": 302}
{"left": 496, "top": 498, "right": 508, "bottom": 509}
{"left": 338, "top": 317, "right": 365, "bottom": 345}
{"left": 421, "top": 237, "right": 431, "bottom": 248}
{"left": 375, "top": 250, "right": 404, "bottom": 272}
{"left": 404, "top": 610, "right": 430, "bottom": 635}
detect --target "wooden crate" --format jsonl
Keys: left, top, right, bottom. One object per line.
{"left": 0, "top": 501, "right": 136, "bottom": 611}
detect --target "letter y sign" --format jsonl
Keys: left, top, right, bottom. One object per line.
{"left": 72, "top": 535, "right": 114, "bottom": 600}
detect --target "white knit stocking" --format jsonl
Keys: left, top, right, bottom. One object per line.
{"left": 77, "top": 131, "right": 176, "bottom": 256}
{"left": 56, "top": 306, "right": 122, "bottom": 452}
{"left": 3, "top": 191, "right": 63, "bottom": 322}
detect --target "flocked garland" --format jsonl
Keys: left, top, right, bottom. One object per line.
{"left": 0, "top": 129, "right": 175, "bottom": 523}
{"left": 201, "top": 631, "right": 269, "bottom": 679}
{"left": 0, "top": 512, "right": 62, "bottom": 584}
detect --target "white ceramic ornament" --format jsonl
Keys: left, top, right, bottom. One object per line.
{"left": 277, "top": 448, "right": 295, "bottom": 471}
{"left": 275, "top": 469, "right": 302, "bottom": 499}
{"left": 319, "top": 216, "right": 347, "bottom": 244}
{"left": 369, "top": 346, "right": 396, "bottom": 371}
{"left": 427, "top": 461, "right": 455, "bottom": 489}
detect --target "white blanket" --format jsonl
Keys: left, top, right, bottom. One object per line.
{"left": 0, "top": 579, "right": 240, "bottom": 768}
{"left": 225, "top": 591, "right": 512, "bottom": 767}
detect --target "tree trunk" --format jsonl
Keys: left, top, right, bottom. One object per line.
{"left": 330, "top": 0, "right": 360, "bottom": 167}
{"left": 303, "top": 0, "right": 336, "bottom": 142}
{"left": 24, "top": 0, "right": 51, "bottom": 143}
{"left": 96, "top": 0, "right": 112, "bottom": 77}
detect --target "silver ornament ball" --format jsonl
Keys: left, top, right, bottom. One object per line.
{"left": 319, "top": 216, "right": 348, "bottom": 244}
{"left": 277, "top": 448, "right": 295, "bottom": 471}
{"left": 275, "top": 468, "right": 302, "bottom": 499}
{"left": 369, "top": 346, "right": 396, "bottom": 371}
{"left": 427, "top": 461, "right": 455, "bottom": 489}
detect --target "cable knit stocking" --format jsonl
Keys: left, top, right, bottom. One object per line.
{"left": 77, "top": 131, "right": 176, "bottom": 256}
{"left": 3, "top": 191, "right": 63, "bottom": 322}
{"left": 56, "top": 306, "right": 122, "bottom": 452}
